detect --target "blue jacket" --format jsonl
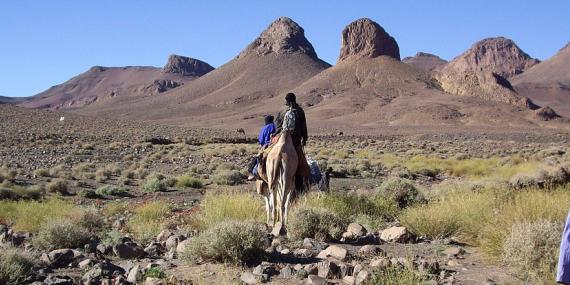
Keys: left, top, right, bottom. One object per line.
{"left": 258, "top": 123, "right": 276, "bottom": 146}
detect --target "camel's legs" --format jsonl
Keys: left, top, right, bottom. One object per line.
{"left": 263, "top": 195, "right": 271, "bottom": 225}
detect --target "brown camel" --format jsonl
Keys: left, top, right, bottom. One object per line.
{"left": 256, "top": 132, "right": 298, "bottom": 233}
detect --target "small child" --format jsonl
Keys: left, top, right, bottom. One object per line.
{"left": 247, "top": 115, "right": 276, "bottom": 180}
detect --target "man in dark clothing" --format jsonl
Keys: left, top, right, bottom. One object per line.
{"left": 247, "top": 115, "right": 276, "bottom": 180}
{"left": 274, "top": 93, "right": 308, "bottom": 147}
{"left": 274, "top": 92, "right": 310, "bottom": 192}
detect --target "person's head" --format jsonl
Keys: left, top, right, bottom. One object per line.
{"left": 264, "top": 115, "right": 274, "bottom": 125}
{"left": 285, "top": 92, "right": 296, "bottom": 106}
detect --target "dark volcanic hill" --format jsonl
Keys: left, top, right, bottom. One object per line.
{"left": 18, "top": 55, "right": 213, "bottom": 109}
{"left": 0, "top": 96, "right": 26, "bottom": 104}
{"left": 402, "top": 52, "right": 447, "bottom": 71}
{"left": 513, "top": 43, "right": 570, "bottom": 116}
{"left": 72, "top": 17, "right": 331, "bottom": 129}
{"left": 436, "top": 37, "right": 539, "bottom": 107}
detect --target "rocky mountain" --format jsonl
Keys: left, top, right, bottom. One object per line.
{"left": 18, "top": 55, "right": 212, "bottom": 110}
{"left": 0, "top": 96, "right": 26, "bottom": 104}
{"left": 436, "top": 37, "right": 539, "bottom": 108}
{"left": 290, "top": 19, "right": 551, "bottom": 131}
{"left": 68, "top": 17, "right": 331, "bottom": 129}
{"left": 513, "top": 43, "right": 570, "bottom": 116}
{"left": 338, "top": 18, "right": 400, "bottom": 62}
{"left": 402, "top": 52, "right": 447, "bottom": 71}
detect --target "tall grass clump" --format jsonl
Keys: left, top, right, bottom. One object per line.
{"left": 127, "top": 201, "right": 171, "bottom": 243}
{"left": 212, "top": 169, "right": 245, "bottom": 186}
{"left": 501, "top": 220, "right": 562, "bottom": 284}
{"left": 0, "top": 199, "right": 79, "bottom": 232}
{"left": 142, "top": 175, "right": 169, "bottom": 193}
{"left": 95, "top": 185, "right": 129, "bottom": 197}
{"left": 366, "top": 265, "right": 427, "bottom": 285}
{"left": 191, "top": 192, "right": 264, "bottom": 230}
{"left": 182, "top": 220, "right": 267, "bottom": 265}
{"left": 479, "top": 188, "right": 570, "bottom": 260}
{"left": 378, "top": 177, "right": 424, "bottom": 208}
{"left": 0, "top": 248, "right": 38, "bottom": 285}
{"left": 176, "top": 174, "right": 203, "bottom": 189}
{"left": 399, "top": 190, "right": 496, "bottom": 242}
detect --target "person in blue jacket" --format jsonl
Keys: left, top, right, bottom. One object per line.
{"left": 247, "top": 115, "right": 276, "bottom": 180}
{"left": 558, "top": 209, "right": 570, "bottom": 284}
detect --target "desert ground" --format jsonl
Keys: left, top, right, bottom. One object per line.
{"left": 1, "top": 103, "right": 570, "bottom": 285}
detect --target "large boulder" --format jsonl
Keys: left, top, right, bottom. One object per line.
{"left": 338, "top": 18, "right": 400, "bottom": 62}
{"left": 380, "top": 226, "right": 413, "bottom": 243}
{"left": 113, "top": 242, "right": 146, "bottom": 259}
{"left": 316, "top": 245, "right": 348, "bottom": 261}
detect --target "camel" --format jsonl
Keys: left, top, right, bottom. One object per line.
{"left": 256, "top": 132, "right": 298, "bottom": 233}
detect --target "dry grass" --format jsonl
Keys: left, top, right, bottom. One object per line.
{"left": 127, "top": 201, "right": 171, "bottom": 243}
{"left": 0, "top": 248, "right": 38, "bottom": 285}
{"left": 190, "top": 192, "right": 264, "bottom": 230}
{"left": 0, "top": 198, "right": 80, "bottom": 232}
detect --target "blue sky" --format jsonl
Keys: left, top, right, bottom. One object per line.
{"left": 1, "top": 0, "right": 569, "bottom": 97}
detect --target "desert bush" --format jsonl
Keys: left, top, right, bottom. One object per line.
{"left": 96, "top": 185, "right": 129, "bottom": 197}
{"left": 46, "top": 179, "right": 68, "bottom": 194}
{"left": 304, "top": 192, "right": 399, "bottom": 222}
{"left": 0, "top": 199, "right": 79, "bottom": 232}
{"left": 33, "top": 168, "right": 51, "bottom": 177}
{"left": 176, "top": 174, "right": 203, "bottom": 188}
{"left": 0, "top": 166, "right": 17, "bottom": 182}
{"left": 502, "top": 220, "right": 561, "bottom": 283}
{"left": 182, "top": 220, "right": 267, "bottom": 265}
{"left": 103, "top": 201, "right": 130, "bottom": 217}
{"left": 127, "top": 201, "right": 171, "bottom": 243}
{"left": 0, "top": 248, "right": 38, "bottom": 285}
{"left": 366, "top": 265, "right": 427, "bottom": 285}
{"left": 191, "top": 192, "right": 264, "bottom": 230}
{"left": 479, "top": 189, "right": 570, "bottom": 260}
{"left": 0, "top": 185, "right": 43, "bottom": 200}
{"left": 288, "top": 206, "right": 347, "bottom": 241}
{"left": 33, "top": 218, "right": 91, "bottom": 250}
{"left": 212, "top": 169, "right": 245, "bottom": 186}
{"left": 144, "top": 267, "right": 167, "bottom": 279}
{"left": 378, "top": 177, "right": 423, "bottom": 208}
{"left": 143, "top": 175, "right": 168, "bottom": 193}
{"left": 399, "top": 191, "right": 496, "bottom": 242}
{"left": 95, "top": 168, "right": 111, "bottom": 182}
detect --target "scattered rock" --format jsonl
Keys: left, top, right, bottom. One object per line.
{"left": 380, "top": 226, "right": 412, "bottom": 243}
{"left": 240, "top": 271, "right": 262, "bottom": 284}
{"left": 355, "top": 270, "right": 370, "bottom": 284}
{"left": 42, "top": 249, "right": 75, "bottom": 268}
{"left": 347, "top": 223, "right": 367, "bottom": 236}
{"left": 342, "top": 276, "right": 356, "bottom": 285}
{"left": 44, "top": 275, "right": 74, "bottom": 285}
{"left": 280, "top": 265, "right": 294, "bottom": 278}
{"left": 82, "top": 261, "right": 125, "bottom": 283}
{"left": 144, "top": 242, "right": 165, "bottom": 257}
{"left": 79, "top": 259, "right": 94, "bottom": 269}
{"left": 358, "top": 245, "right": 383, "bottom": 256}
{"left": 443, "top": 247, "right": 465, "bottom": 257}
{"left": 370, "top": 257, "right": 390, "bottom": 270}
{"left": 113, "top": 242, "right": 145, "bottom": 259}
{"left": 535, "top": 106, "right": 561, "bottom": 121}
{"left": 317, "top": 245, "right": 348, "bottom": 261}
{"left": 97, "top": 244, "right": 112, "bottom": 255}
{"left": 293, "top": 248, "right": 313, "bottom": 258}
{"left": 306, "top": 274, "right": 328, "bottom": 285}
{"left": 127, "top": 265, "right": 142, "bottom": 283}
{"left": 303, "top": 238, "right": 328, "bottom": 251}
{"left": 271, "top": 222, "right": 284, "bottom": 237}
{"left": 145, "top": 277, "right": 164, "bottom": 285}
{"left": 176, "top": 239, "right": 191, "bottom": 254}
{"left": 156, "top": 230, "right": 174, "bottom": 243}
{"left": 317, "top": 260, "right": 340, "bottom": 279}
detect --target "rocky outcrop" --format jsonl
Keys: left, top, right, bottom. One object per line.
{"left": 338, "top": 18, "right": 400, "bottom": 62}
{"left": 443, "top": 37, "right": 539, "bottom": 79}
{"left": 402, "top": 52, "right": 447, "bottom": 71}
{"left": 436, "top": 37, "right": 540, "bottom": 108}
{"left": 535, "top": 106, "right": 561, "bottom": 121}
{"left": 238, "top": 17, "right": 318, "bottom": 59}
{"left": 162, "top": 55, "right": 214, "bottom": 77}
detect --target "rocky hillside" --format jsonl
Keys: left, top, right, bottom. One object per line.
{"left": 513, "top": 43, "right": 570, "bottom": 116}
{"left": 402, "top": 52, "right": 447, "bottom": 71}
{"left": 436, "top": 37, "right": 539, "bottom": 108}
{"left": 18, "top": 55, "right": 213, "bottom": 110}
{"left": 337, "top": 18, "right": 400, "bottom": 62}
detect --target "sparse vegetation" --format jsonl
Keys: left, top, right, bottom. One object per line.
{"left": 127, "top": 201, "right": 171, "bottom": 243}
{"left": 176, "top": 174, "right": 203, "bottom": 188}
{"left": 143, "top": 175, "right": 169, "bottom": 192}
{"left": 212, "top": 169, "right": 245, "bottom": 185}
{"left": 0, "top": 248, "right": 38, "bottom": 285}
{"left": 183, "top": 220, "right": 267, "bottom": 265}
{"left": 366, "top": 266, "right": 426, "bottom": 285}
{"left": 96, "top": 185, "right": 129, "bottom": 196}
{"left": 288, "top": 206, "right": 347, "bottom": 241}
{"left": 0, "top": 199, "right": 79, "bottom": 232}
{"left": 46, "top": 179, "right": 68, "bottom": 194}
{"left": 191, "top": 192, "right": 264, "bottom": 230}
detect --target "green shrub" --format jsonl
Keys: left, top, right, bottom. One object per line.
{"left": 144, "top": 267, "right": 167, "bottom": 279}
{"left": 502, "top": 220, "right": 561, "bottom": 283}
{"left": 192, "top": 192, "right": 264, "bottom": 230}
{"left": 304, "top": 192, "right": 399, "bottom": 222}
{"left": 143, "top": 176, "right": 168, "bottom": 193}
{"left": 96, "top": 185, "right": 129, "bottom": 196}
{"left": 288, "top": 206, "right": 347, "bottom": 241}
{"left": 366, "top": 265, "right": 427, "bottom": 285}
{"left": 182, "top": 221, "right": 267, "bottom": 265}
{"left": 176, "top": 174, "right": 203, "bottom": 188}
{"left": 33, "top": 168, "right": 51, "bottom": 178}
{"left": 127, "top": 201, "right": 171, "bottom": 243}
{"left": 0, "top": 248, "right": 38, "bottom": 285}
{"left": 378, "top": 177, "right": 423, "bottom": 208}
{"left": 46, "top": 179, "right": 68, "bottom": 194}
{"left": 213, "top": 170, "right": 245, "bottom": 186}
{"left": 33, "top": 218, "right": 92, "bottom": 250}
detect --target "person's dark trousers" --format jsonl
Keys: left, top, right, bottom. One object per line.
{"left": 247, "top": 155, "right": 258, "bottom": 174}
